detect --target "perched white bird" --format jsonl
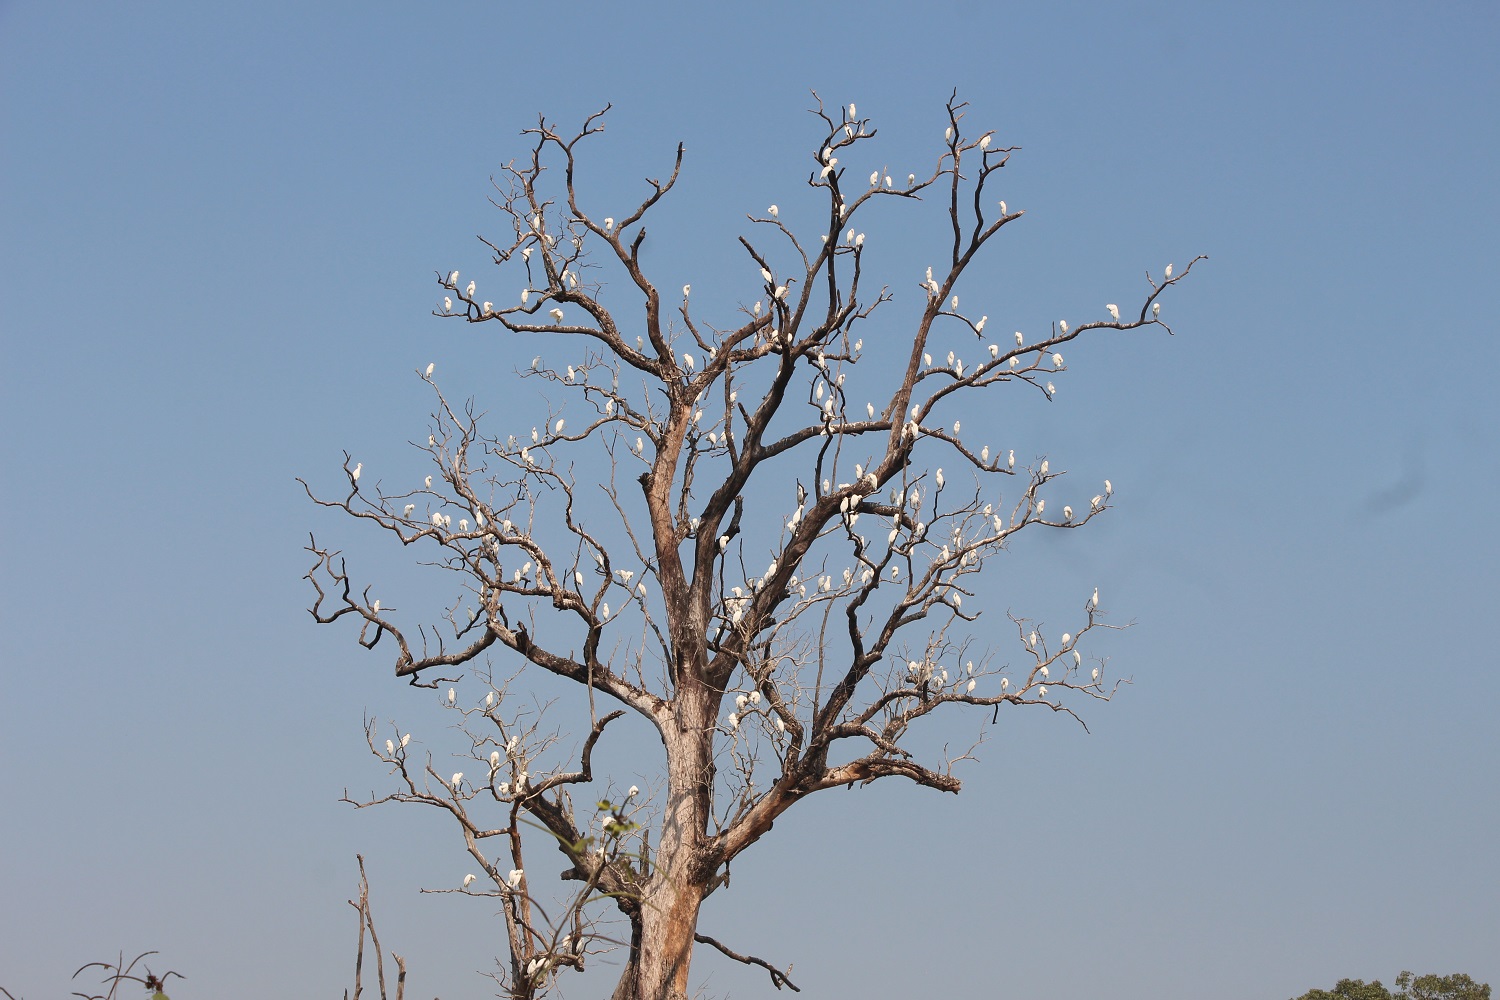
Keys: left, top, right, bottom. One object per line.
{"left": 1104, "top": 479, "right": 1113, "bottom": 496}
{"left": 935, "top": 468, "right": 945, "bottom": 488}
{"left": 967, "top": 678, "right": 977, "bottom": 693}
{"left": 1008, "top": 449, "right": 1016, "bottom": 469}
{"left": 448, "top": 687, "right": 456, "bottom": 704}
{"left": 521, "top": 289, "right": 530, "bottom": 305}
{"left": 1106, "top": 303, "right": 1120, "bottom": 321}
{"left": 682, "top": 284, "right": 691, "bottom": 299}
{"left": 1092, "top": 587, "right": 1100, "bottom": 606}
{"left": 867, "top": 402, "right": 875, "bottom": 418}
{"left": 1092, "top": 667, "right": 1100, "bottom": 682}
{"left": 465, "top": 280, "right": 476, "bottom": 297}
{"left": 482, "top": 301, "right": 492, "bottom": 315}
{"left": 682, "top": 353, "right": 695, "bottom": 372}
{"left": 554, "top": 418, "right": 565, "bottom": 434}
{"left": 848, "top": 102, "right": 856, "bottom": 117}
{"left": 999, "top": 200, "right": 1007, "bottom": 214}
{"left": 1058, "top": 320, "right": 1069, "bottom": 334}
{"left": 768, "top": 205, "right": 778, "bottom": 218}
{"left": 507, "top": 869, "right": 524, "bottom": 888}
{"left": 426, "top": 362, "right": 435, "bottom": 376}
{"left": 451, "top": 772, "right": 463, "bottom": 790}
{"left": 1015, "top": 330, "right": 1024, "bottom": 346}
{"left": 604, "top": 217, "right": 615, "bottom": 231}
{"left": 1039, "top": 685, "right": 1048, "bottom": 697}
{"left": 463, "top": 874, "right": 476, "bottom": 888}
{"left": 1061, "top": 633, "right": 1072, "bottom": 646}
{"left": 981, "top": 445, "right": 990, "bottom": 463}
{"left": 727, "top": 712, "right": 739, "bottom": 729}
{"left": 1052, "top": 353, "right": 1064, "bottom": 367}
{"left": 1036, "top": 499, "right": 1046, "bottom": 514}
{"left": 485, "top": 691, "right": 495, "bottom": 708}
{"left": 760, "top": 267, "right": 773, "bottom": 283}
{"left": 628, "top": 784, "right": 639, "bottom": 798}
{"left": 1153, "top": 302, "right": 1161, "bottom": 318}
{"left": 489, "top": 749, "right": 500, "bottom": 767}
{"left": 1040, "top": 460, "right": 1049, "bottom": 475}
{"left": 400, "top": 733, "right": 411, "bottom": 748}
{"left": 1047, "top": 381, "right": 1056, "bottom": 395}
{"left": 718, "top": 535, "right": 729, "bottom": 552}
{"left": 425, "top": 475, "right": 433, "bottom": 488}
{"left": 443, "top": 296, "right": 452, "bottom": 312}
{"left": 908, "top": 172, "right": 917, "bottom": 185}
{"left": 352, "top": 462, "right": 362, "bottom": 481}
{"left": 448, "top": 270, "right": 459, "bottom": 285}
{"left": 385, "top": 739, "right": 395, "bottom": 755}
{"left": 945, "top": 126, "right": 954, "bottom": 141}
{"left": 1164, "top": 263, "right": 1173, "bottom": 279}
{"left": 549, "top": 307, "right": 564, "bottom": 323}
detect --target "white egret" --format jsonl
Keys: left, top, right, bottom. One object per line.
{"left": 627, "top": 784, "right": 639, "bottom": 798}
{"left": 1063, "top": 505, "right": 1073, "bottom": 521}
{"left": 967, "top": 678, "right": 977, "bottom": 693}
{"left": 448, "top": 270, "right": 459, "bottom": 285}
{"left": 352, "top": 462, "right": 362, "bottom": 481}
{"left": 1058, "top": 320, "right": 1069, "bottom": 334}
{"left": 521, "top": 247, "right": 533, "bottom": 260}
{"left": 451, "top": 772, "right": 463, "bottom": 790}
{"left": 553, "top": 418, "right": 565, "bottom": 434}
{"left": 1092, "top": 494, "right": 1103, "bottom": 508}
{"left": 1008, "top": 449, "right": 1016, "bottom": 469}
{"left": 425, "top": 362, "right": 435, "bottom": 376}
{"left": 1036, "top": 499, "right": 1046, "bottom": 514}
{"left": 953, "top": 419, "right": 961, "bottom": 433}
{"left": 1061, "top": 633, "right": 1072, "bottom": 647}
{"left": 1039, "top": 685, "right": 1048, "bottom": 697}
{"left": 463, "top": 873, "right": 476, "bottom": 888}
{"left": 1164, "top": 263, "right": 1173, "bottom": 279}
{"left": 768, "top": 205, "right": 778, "bottom": 218}
{"left": 870, "top": 170, "right": 879, "bottom": 186}
{"left": 443, "top": 296, "right": 452, "bottom": 311}
{"left": 735, "top": 693, "right": 748, "bottom": 711}
{"left": 867, "top": 402, "right": 875, "bottom": 418}
{"left": 1047, "top": 381, "right": 1056, "bottom": 395}
{"left": 1091, "top": 587, "right": 1100, "bottom": 606}
{"left": 507, "top": 869, "right": 524, "bottom": 888}
{"left": 635, "top": 437, "right": 644, "bottom": 453}
{"left": 908, "top": 172, "right": 916, "bottom": 185}
{"left": 682, "top": 353, "right": 695, "bottom": 372}
{"left": 855, "top": 232, "right": 865, "bottom": 246}
{"left": 386, "top": 739, "right": 395, "bottom": 755}
{"left": 1153, "top": 302, "right": 1161, "bottom": 317}
{"left": 682, "top": 284, "right": 691, "bottom": 299}
{"left": 1092, "top": 667, "right": 1100, "bottom": 681}
{"left": 774, "top": 284, "right": 788, "bottom": 300}
{"left": 981, "top": 445, "right": 990, "bottom": 463}
{"left": 728, "top": 712, "right": 739, "bottom": 729}
{"left": 1040, "top": 460, "right": 1049, "bottom": 475}
{"left": 1104, "top": 479, "right": 1113, "bottom": 496}
{"left": 521, "top": 288, "right": 530, "bottom": 305}
{"left": 465, "top": 280, "right": 475, "bottom": 297}
{"left": 848, "top": 102, "right": 856, "bottom": 117}
{"left": 1000, "top": 677, "right": 1009, "bottom": 691}
{"left": 935, "top": 468, "right": 945, "bottom": 488}
{"left": 400, "top": 733, "right": 410, "bottom": 747}
{"left": 718, "top": 535, "right": 729, "bottom": 552}
{"left": 549, "top": 307, "right": 564, "bottom": 323}
{"left": 945, "top": 126, "right": 953, "bottom": 140}
{"left": 999, "top": 200, "right": 1007, "bottom": 214}
{"left": 604, "top": 217, "right": 615, "bottom": 231}
{"left": 482, "top": 301, "right": 492, "bottom": 315}
{"left": 760, "top": 267, "right": 773, "bottom": 283}
{"left": 989, "top": 344, "right": 999, "bottom": 359}
{"left": 1052, "top": 353, "right": 1064, "bottom": 367}
{"left": 1106, "top": 303, "right": 1120, "bottom": 320}
{"left": 447, "top": 687, "right": 456, "bottom": 704}
{"left": 601, "top": 603, "right": 609, "bottom": 620}
{"left": 490, "top": 749, "right": 500, "bottom": 767}
{"left": 432, "top": 512, "right": 443, "bottom": 527}
{"left": 976, "top": 315, "right": 987, "bottom": 333}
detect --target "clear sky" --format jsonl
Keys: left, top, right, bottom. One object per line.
{"left": 3, "top": 2, "right": 1497, "bottom": 998}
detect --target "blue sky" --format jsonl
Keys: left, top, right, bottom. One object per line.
{"left": 2, "top": 2, "right": 1497, "bottom": 998}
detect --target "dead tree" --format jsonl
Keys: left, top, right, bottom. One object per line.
{"left": 304, "top": 93, "right": 1203, "bottom": 1000}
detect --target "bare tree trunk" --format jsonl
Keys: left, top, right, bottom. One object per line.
{"left": 618, "top": 695, "right": 712, "bottom": 1000}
